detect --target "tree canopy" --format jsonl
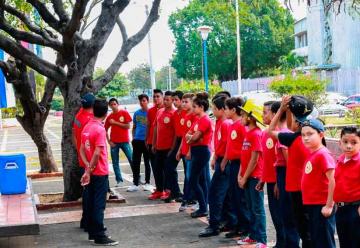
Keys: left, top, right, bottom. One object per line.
{"left": 169, "top": 0, "right": 294, "bottom": 80}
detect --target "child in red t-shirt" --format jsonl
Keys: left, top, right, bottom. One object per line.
{"left": 176, "top": 93, "right": 197, "bottom": 211}
{"left": 237, "top": 99, "right": 266, "bottom": 247}
{"left": 185, "top": 92, "right": 213, "bottom": 218}
{"left": 199, "top": 93, "right": 231, "bottom": 237}
{"left": 148, "top": 91, "right": 175, "bottom": 200}
{"left": 334, "top": 127, "right": 360, "bottom": 248}
{"left": 300, "top": 119, "right": 336, "bottom": 248}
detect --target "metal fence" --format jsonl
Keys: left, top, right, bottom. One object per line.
{"left": 222, "top": 68, "right": 360, "bottom": 96}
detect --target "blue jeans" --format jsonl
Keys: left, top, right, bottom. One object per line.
{"left": 190, "top": 146, "right": 210, "bottom": 213}
{"left": 227, "top": 160, "right": 250, "bottom": 232}
{"left": 276, "top": 166, "right": 300, "bottom": 248}
{"left": 336, "top": 204, "right": 360, "bottom": 248}
{"left": 164, "top": 137, "right": 183, "bottom": 196}
{"left": 244, "top": 178, "right": 267, "bottom": 244}
{"left": 87, "top": 175, "right": 109, "bottom": 239}
{"left": 110, "top": 142, "right": 133, "bottom": 183}
{"left": 306, "top": 205, "right": 336, "bottom": 248}
{"left": 208, "top": 157, "right": 230, "bottom": 229}
{"left": 267, "top": 182, "right": 286, "bottom": 248}
{"left": 183, "top": 157, "right": 192, "bottom": 201}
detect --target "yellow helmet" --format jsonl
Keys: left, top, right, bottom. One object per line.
{"left": 240, "top": 99, "right": 264, "bottom": 125}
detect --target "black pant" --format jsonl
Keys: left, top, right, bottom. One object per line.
{"left": 132, "top": 140, "right": 151, "bottom": 185}
{"left": 307, "top": 205, "right": 336, "bottom": 248}
{"left": 290, "top": 191, "right": 312, "bottom": 248}
{"left": 87, "top": 175, "right": 108, "bottom": 239}
{"left": 154, "top": 149, "right": 170, "bottom": 192}
{"left": 164, "top": 137, "right": 183, "bottom": 196}
{"left": 336, "top": 204, "right": 360, "bottom": 248}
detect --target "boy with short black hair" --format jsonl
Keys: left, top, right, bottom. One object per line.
{"left": 80, "top": 99, "right": 118, "bottom": 246}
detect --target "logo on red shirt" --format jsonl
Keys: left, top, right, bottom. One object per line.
{"left": 231, "top": 130, "right": 237, "bottom": 140}
{"left": 305, "top": 161, "right": 313, "bottom": 174}
{"left": 119, "top": 116, "right": 124, "bottom": 122}
{"left": 180, "top": 118, "right": 185, "bottom": 125}
{"left": 187, "top": 120, "right": 192, "bottom": 128}
{"left": 164, "top": 117, "right": 170, "bottom": 124}
{"left": 266, "top": 138, "right": 274, "bottom": 149}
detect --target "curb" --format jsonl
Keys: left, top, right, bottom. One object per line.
{"left": 27, "top": 172, "right": 63, "bottom": 179}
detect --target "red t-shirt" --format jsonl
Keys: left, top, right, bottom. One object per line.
{"left": 146, "top": 106, "right": 162, "bottom": 145}
{"left": 174, "top": 109, "right": 187, "bottom": 138}
{"left": 155, "top": 108, "right": 175, "bottom": 150}
{"left": 261, "top": 130, "right": 277, "bottom": 183}
{"left": 275, "top": 128, "right": 290, "bottom": 167}
{"left": 279, "top": 132, "right": 310, "bottom": 192}
{"left": 189, "top": 115, "right": 213, "bottom": 147}
{"left": 240, "top": 127, "right": 263, "bottom": 179}
{"left": 105, "top": 109, "right": 132, "bottom": 143}
{"left": 181, "top": 113, "right": 198, "bottom": 155}
{"left": 334, "top": 152, "right": 360, "bottom": 203}
{"left": 81, "top": 119, "right": 109, "bottom": 176}
{"left": 301, "top": 147, "right": 336, "bottom": 205}
{"left": 73, "top": 108, "right": 93, "bottom": 167}
{"left": 225, "top": 119, "right": 246, "bottom": 160}
{"left": 214, "top": 119, "right": 232, "bottom": 157}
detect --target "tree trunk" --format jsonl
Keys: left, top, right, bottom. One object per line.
{"left": 62, "top": 80, "right": 82, "bottom": 202}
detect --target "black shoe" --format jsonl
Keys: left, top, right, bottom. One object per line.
{"left": 94, "top": 236, "right": 118, "bottom": 246}
{"left": 174, "top": 196, "right": 183, "bottom": 203}
{"left": 191, "top": 211, "right": 208, "bottom": 218}
{"left": 219, "top": 223, "right": 231, "bottom": 233}
{"left": 225, "top": 229, "right": 239, "bottom": 238}
{"left": 199, "top": 227, "right": 220, "bottom": 237}
{"left": 164, "top": 197, "right": 175, "bottom": 203}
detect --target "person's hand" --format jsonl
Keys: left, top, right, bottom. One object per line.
{"left": 185, "top": 152, "right": 191, "bottom": 161}
{"left": 109, "top": 119, "right": 115, "bottom": 125}
{"left": 220, "top": 161, "right": 227, "bottom": 172}
{"left": 321, "top": 205, "right": 334, "bottom": 218}
{"left": 274, "top": 183, "right": 280, "bottom": 200}
{"left": 280, "top": 95, "right": 291, "bottom": 112}
{"left": 109, "top": 141, "right": 116, "bottom": 148}
{"left": 239, "top": 177, "right": 247, "bottom": 189}
{"left": 176, "top": 151, "right": 181, "bottom": 161}
{"left": 81, "top": 171, "right": 90, "bottom": 186}
{"left": 151, "top": 146, "right": 156, "bottom": 154}
{"left": 185, "top": 133, "right": 192, "bottom": 143}
{"left": 358, "top": 206, "right": 360, "bottom": 216}
{"left": 255, "top": 181, "right": 265, "bottom": 192}
{"left": 211, "top": 158, "right": 215, "bottom": 170}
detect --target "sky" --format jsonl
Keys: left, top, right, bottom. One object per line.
{"left": 43, "top": 0, "right": 307, "bottom": 74}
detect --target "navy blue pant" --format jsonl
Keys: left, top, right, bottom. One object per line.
{"left": 336, "top": 204, "right": 360, "bottom": 248}
{"left": 79, "top": 167, "right": 89, "bottom": 229}
{"left": 227, "top": 160, "right": 250, "bottom": 232}
{"left": 131, "top": 139, "right": 151, "bottom": 185}
{"left": 244, "top": 177, "right": 267, "bottom": 244}
{"left": 154, "top": 149, "right": 170, "bottom": 192}
{"left": 276, "top": 166, "right": 300, "bottom": 248}
{"left": 190, "top": 146, "right": 210, "bottom": 213}
{"left": 306, "top": 205, "right": 336, "bottom": 248}
{"left": 267, "top": 182, "right": 286, "bottom": 248}
{"left": 290, "top": 192, "right": 312, "bottom": 248}
{"left": 208, "top": 157, "right": 230, "bottom": 229}
{"left": 164, "top": 137, "right": 184, "bottom": 196}
{"left": 87, "top": 175, "right": 108, "bottom": 239}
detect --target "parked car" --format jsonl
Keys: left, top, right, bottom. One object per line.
{"left": 341, "top": 94, "right": 360, "bottom": 109}
{"left": 318, "top": 103, "right": 348, "bottom": 117}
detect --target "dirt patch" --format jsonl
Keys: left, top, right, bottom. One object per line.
{"left": 38, "top": 193, "right": 78, "bottom": 204}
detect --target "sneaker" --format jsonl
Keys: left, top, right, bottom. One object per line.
{"left": 160, "top": 191, "right": 171, "bottom": 200}
{"left": 148, "top": 191, "right": 163, "bottom": 200}
{"left": 94, "top": 236, "right": 118, "bottom": 246}
{"left": 179, "top": 202, "right": 187, "bottom": 212}
{"left": 114, "top": 182, "right": 123, "bottom": 188}
{"left": 199, "top": 226, "right": 220, "bottom": 237}
{"left": 139, "top": 176, "right": 146, "bottom": 185}
{"left": 126, "top": 185, "right": 139, "bottom": 192}
{"left": 143, "top": 184, "right": 155, "bottom": 192}
{"left": 237, "top": 237, "right": 257, "bottom": 245}
{"left": 191, "top": 202, "right": 199, "bottom": 211}
{"left": 255, "top": 243, "right": 268, "bottom": 248}
{"left": 89, "top": 235, "right": 111, "bottom": 242}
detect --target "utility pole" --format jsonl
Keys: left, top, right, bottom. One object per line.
{"left": 235, "top": 0, "right": 242, "bottom": 94}
{"left": 145, "top": 5, "right": 156, "bottom": 91}
{"left": 168, "top": 65, "right": 172, "bottom": 91}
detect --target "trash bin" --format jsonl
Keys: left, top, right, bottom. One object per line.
{"left": 0, "top": 154, "right": 27, "bottom": 195}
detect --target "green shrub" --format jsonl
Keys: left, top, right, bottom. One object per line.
{"left": 1, "top": 107, "right": 17, "bottom": 118}
{"left": 51, "top": 98, "right": 64, "bottom": 111}
{"left": 269, "top": 73, "right": 329, "bottom": 107}
{"left": 176, "top": 80, "right": 223, "bottom": 98}
{"left": 345, "top": 107, "right": 360, "bottom": 125}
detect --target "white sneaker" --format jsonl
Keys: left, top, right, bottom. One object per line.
{"left": 143, "top": 184, "right": 155, "bottom": 192}
{"left": 126, "top": 185, "right": 139, "bottom": 192}
{"left": 114, "top": 182, "right": 123, "bottom": 188}
{"left": 139, "top": 176, "right": 146, "bottom": 185}
{"left": 191, "top": 203, "right": 199, "bottom": 211}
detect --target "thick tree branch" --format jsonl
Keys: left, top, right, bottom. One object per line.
{"left": 116, "top": 16, "right": 128, "bottom": 41}
{"left": 65, "top": 0, "right": 89, "bottom": 37}
{"left": 26, "top": 0, "right": 63, "bottom": 32}
{"left": 0, "top": 34, "right": 66, "bottom": 83}
{"left": 52, "top": 0, "right": 70, "bottom": 22}
{"left": 93, "top": 0, "right": 161, "bottom": 92}
{"left": 80, "top": 0, "right": 130, "bottom": 68}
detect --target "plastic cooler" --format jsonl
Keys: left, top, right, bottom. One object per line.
{"left": 0, "top": 154, "right": 27, "bottom": 195}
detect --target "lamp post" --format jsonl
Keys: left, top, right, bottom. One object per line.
{"left": 197, "top": 25, "right": 212, "bottom": 92}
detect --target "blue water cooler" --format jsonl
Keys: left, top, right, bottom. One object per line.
{"left": 0, "top": 154, "right": 27, "bottom": 195}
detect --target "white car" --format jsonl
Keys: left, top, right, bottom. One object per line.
{"left": 318, "top": 103, "right": 348, "bottom": 117}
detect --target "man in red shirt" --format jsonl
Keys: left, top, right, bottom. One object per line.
{"left": 72, "top": 92, "right": 95, "bottom": 231}
{"left": 105, "top": 98, "right": 132, "bottom": 187}
{"left": 80, "top": 99, "right": 118, "bottom": 246}
{"left": 145, "top": 89, "right": 164, "bottom": 190}
{"left": 148, "top": 91, "right": 175, "bottom": 200}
